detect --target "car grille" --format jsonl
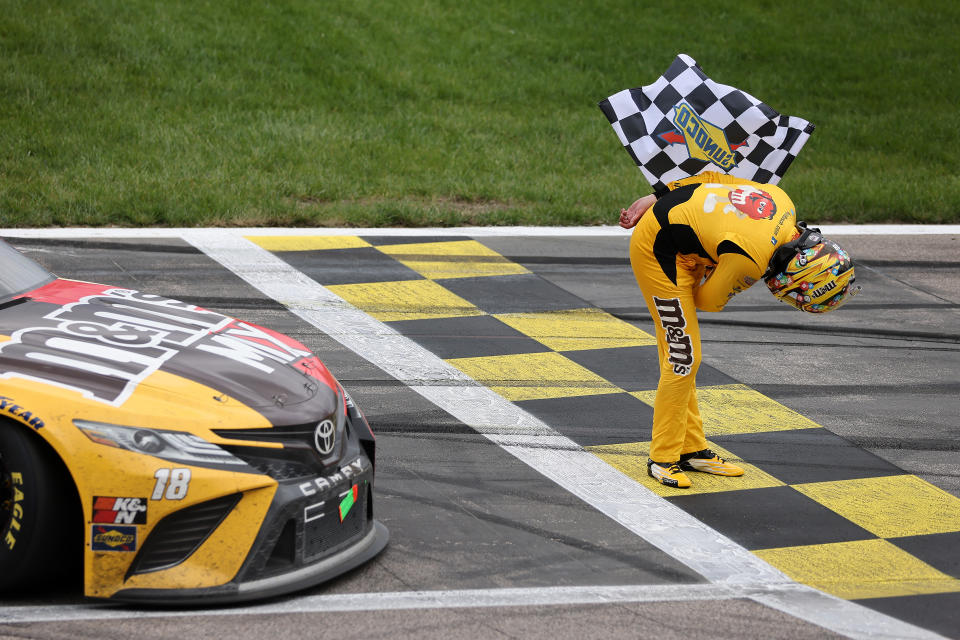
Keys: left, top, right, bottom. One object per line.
{"left": 220, "top": 446, "right": 318, "bottom": 480}
{"left": 215, "top": 418, "right": 347, "bottom": 481}
{"left": 126, "top": 493, "right": 241, "bottom": 578}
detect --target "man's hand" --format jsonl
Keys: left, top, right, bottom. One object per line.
{"left": 619, "top": 194, "right": 657, "bottom": 229}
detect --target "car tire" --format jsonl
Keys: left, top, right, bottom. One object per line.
{"left": 0, "top": 420, "right": 81, "bottom": 591}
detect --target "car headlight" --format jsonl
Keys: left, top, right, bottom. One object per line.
{"left": 74, "top": 420, "right": 249, "bottom": 468}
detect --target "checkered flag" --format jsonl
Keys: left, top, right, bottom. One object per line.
{"left": 598, "top": 53, "right": 814, "bottom": 194}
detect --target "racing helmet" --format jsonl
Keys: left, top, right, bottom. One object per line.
{"left": 763, "top": 222, "right": 860, "bottom": 313}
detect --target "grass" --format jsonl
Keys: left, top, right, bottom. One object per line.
{"left": 1, "top": 0, "right": 958, "bottom": 227}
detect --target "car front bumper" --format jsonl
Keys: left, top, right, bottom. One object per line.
{"left": 109, "top": 457, "right": 388, "bottom": 604}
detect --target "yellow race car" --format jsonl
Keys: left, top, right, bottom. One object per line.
{"left": 0, "top": 238, "right": 388, "bottom": 603}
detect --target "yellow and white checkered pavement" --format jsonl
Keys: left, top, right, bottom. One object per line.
{"left": 248, "top": 234, "right": 960, "bottom": 608}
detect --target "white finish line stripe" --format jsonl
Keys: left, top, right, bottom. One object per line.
{"left": 0, "top": 583, "right": 775, "bottom": 623}
{"left": 178, "top": 230, "right": 944, "bottom": 640}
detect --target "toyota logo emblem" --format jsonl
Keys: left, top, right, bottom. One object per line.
{"left": 314, "top": 419, "right": 335, "bottom": 455}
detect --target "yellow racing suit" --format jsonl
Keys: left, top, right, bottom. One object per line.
{"left": 629, "top": 172, "right": 799, "bottom": 463}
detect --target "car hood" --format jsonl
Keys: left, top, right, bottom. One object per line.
{"left": 0, "top": 279, "right": 339, "bottom": 424}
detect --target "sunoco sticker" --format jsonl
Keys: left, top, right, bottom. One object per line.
{"left": 91, "top": 525, "right": 138, "bottom": 552}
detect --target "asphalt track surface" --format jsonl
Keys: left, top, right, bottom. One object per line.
{"left": 0, "top": 226, "right": 958, "bottom": 640}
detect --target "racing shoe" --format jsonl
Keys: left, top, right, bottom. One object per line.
{"left": 647, "top": 459, "right": 692, "bottom": 488}
{"left": 678, "top": 449, "right": 744, "bottom": 476}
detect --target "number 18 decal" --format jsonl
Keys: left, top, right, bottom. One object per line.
{"left": 152, "top": 468, "right": 191, "bottom": 500}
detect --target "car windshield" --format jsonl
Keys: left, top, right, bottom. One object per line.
{"left": 0, "top": 238, "right": 55, "bottom": 302}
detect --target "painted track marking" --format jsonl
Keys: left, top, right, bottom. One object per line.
{"left": 179, "top": 230, "right": 943, "bottom": 640}
{"left": 0, "top": 582, "right": 855, "bottom": 623}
